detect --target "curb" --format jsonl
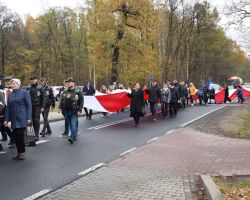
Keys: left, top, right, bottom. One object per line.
{"left": 200, "top": 175, "right": 224, "bottom": 200}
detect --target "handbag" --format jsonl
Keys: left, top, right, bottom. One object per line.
{"left": 25, "top": 126, "right": 36, "bottom": 146}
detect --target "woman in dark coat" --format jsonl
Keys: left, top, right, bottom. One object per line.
{"left": 127, "top": 83, "right": 145, "bottom": 127}
{"left": 4, "top": 79, "right": 32, "bottom": 160}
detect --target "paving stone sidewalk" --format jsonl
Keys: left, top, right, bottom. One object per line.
{"left": 39, "top": 127, "right": 250, "bottom": 200}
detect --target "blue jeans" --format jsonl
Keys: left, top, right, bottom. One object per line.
{"left": 62, "top": 109, "right": 69, "bottom": 134}
{"left": 65, "top": 110, "right": 78, "bottom": 140}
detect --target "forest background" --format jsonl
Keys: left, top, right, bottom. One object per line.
{"left": 0, "top": 0, "right": 249, "bottom": 88}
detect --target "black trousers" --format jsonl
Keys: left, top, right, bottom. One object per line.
{"left": 1, "top": 126, "right": 14, "bottom": 143}
{"left": 133, "top": 113, "right": 140, "bottom": 125}
{"left": 224, "top": 96, "right": 231, "bottom": 103}
{"left": 161, "top": 101, "right": 168, "bottom": 117}
{"left": 41, "top": 107, "right": 51, "bottom": 133}
{"left": 84, "top": 107, "right": 92, "bottom": 118}
{"left": 149, "top": 102, "right": 157, "bottom": 119}
{"left": 169, "top": 102, "right": 178, "bottom": 117}
{"left": 13, "top": 128, "right": 26, "bottom": 154}
{"left": 32, "top": 107, "right": 41, "bottom": 137}
{"left": 181, "top": 98, "right": 186, "bottom": 109}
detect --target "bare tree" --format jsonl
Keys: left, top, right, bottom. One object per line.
{"left": 225, "top": 0, "right": 250, "bottom": 23}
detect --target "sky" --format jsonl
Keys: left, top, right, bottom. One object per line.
{"left": 0, "top": 0, "right": 249, "bottom": 54}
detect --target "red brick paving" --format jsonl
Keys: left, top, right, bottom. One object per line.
{"left": 111, "top": 127, "right": 250, "bottom": 176}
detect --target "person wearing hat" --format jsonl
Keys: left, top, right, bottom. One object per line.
{"left": 39, "top": 77, "right": 55, "bottom": 137}
{"left": 4, "top": 79, "right": 32, "bottom": 160}
{"left": 0, "top": 76, "right": 15, "bottom": 148}
{"left": 145, "top": 80, "right": 161, "bottom": 122}
{"left": 27, "top": 76, "right": 46, "bottom": 141}
{"left": 61, "top": 77, "right": 83, "bottom": 144}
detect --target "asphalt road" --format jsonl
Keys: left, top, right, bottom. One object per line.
{"left": 0, "top": 104, "right": 225, "bottom": 200}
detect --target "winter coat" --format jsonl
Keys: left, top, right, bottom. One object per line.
{"left": 43, "top": 84, "right": 55, "bottom": 108}
{"left": 127, "top": 89, "right": 144, "bottom": 113}
{"left": 27, "top": 84, "right": 46, "bottom": 108}
{"left": 146, "top": 85, "right": 161, "bottom": 103}
{"left": 5, "top": 88, "right": 32, "bottom": 129}
{"left": 61, "top": 89, "right": 84, "bottom": 113}
{"left": 169, "top": 87, "right": 180, "bottom": 103}
{"left": 161, "top": 88, "right": 171, "bottom": 103}
{"left": 237, "top": 88, "right": 243, "bottom": 97}
{"left": 178, "top": 86, "right": 186, "bottom": 98}
{"left": 189, "top": 84, "right": 197, "bottom": 96}
{"left": 82, "top": 86, "right": 95, "bottom": 96}
{"left": 209, "top": 88, "right": 215, "bottom": 97}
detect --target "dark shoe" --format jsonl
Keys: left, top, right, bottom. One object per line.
{"left": 68, "top": 137, "right": 74, "bottom": 144}
{"left": 152, "top": 118, "right": 156, "bottom": 122}
{"left": 46, "top": 130, "right": 52, "bottom": 135}
{"left": 13, "top": 155, "right": 20, "bottom": 160}
{"left": 18, "top": 154, "right": 25, "bottom": 160}
{"left": 62, "top": 132, "right": 68, "bottom": 136}
{"left": 35, "top": 137, "right": 39, "bottom": 141}
{"left": 13, "top": 154, "right": 24, "bottom": 160}
{"left": 88, "top": 116, "right": 92, "bottom": 120}
{"left": 40, "top": 132, "right": 46, "bottom": 138}
{"left": 9, "top": 143, "right": 15, "bottom": 149}
{"left": 40, "top": 132, "right": 46, "bottom": 137}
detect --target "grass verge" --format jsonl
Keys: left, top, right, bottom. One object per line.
{"left": 214, "top": 178, "right": 250, "bottom": 200}
{"left": 228, "top": 113, "right": 250, "bottom": 138}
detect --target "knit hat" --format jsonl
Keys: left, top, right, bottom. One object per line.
{"left": 11, "top": 79, "right": 21, "bottom": 87}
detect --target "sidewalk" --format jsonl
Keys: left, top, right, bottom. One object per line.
{"left": 38, "top": 127, "right": 250, "bottom": 200}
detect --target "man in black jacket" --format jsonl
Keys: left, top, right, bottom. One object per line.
{"left": 39, "top": 78, "right": 55, "bottom": 137}
{"left": 61, "top": 78, "right": 83, "bottom": 144}
{"left": 27, "top": 76, "right": 46, "bottom": 141}
{"left": 82, "top": 81, "right": 95, "bottom": 120}
{"left": 169, "top": 81, "right": 180, "bottom": 118}
{"left": 146, "top": 80, "right": 161, "bottom": 122}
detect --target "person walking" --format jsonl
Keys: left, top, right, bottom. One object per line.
{"left": 224, "top": 84, "right": 231, "bottom": 103}
{"left": 178, "top": 82, "right": 186, "bottom": 109}
{"left": 0, "top": 76, "right": 15, "bottom": 148}
{"left": 197, "top": 87, "right": 205, "bottom": 106}
{"left": 209, "top": 87, "right": 216, "bottom": 104}
{"left": 4, "top": 79, "right": 32, "bottom": 160}
{"left": 39, "top": 78, "right": 55, "bottom": 137}
{"left": 61, "top": 78, "right": 83, "bottom": 144}
{"left": 189, "top": 83, "right": 197, "bottom": 106}
{"left": 146, "top": 80, "right": 161, "bottom": 122}
{"left": 160, "top": 83, "right": 171, "bottom": 119}
{"left": 237, "top": 85, "right": 245, "bottom": 104}
{"left": 169, "top": 82, "right": 180, "bottom": 118}
{"left": 127, "top": 83, "right": 145, "bottom": 127}
{"left": 27, "top": 76, "right": 46, "bottom": 141}
{"left": 59, "top": 80, "right": 69, "bottom": 136}
{"left": 82, "top": 81, "right": 95, "bottom": 120}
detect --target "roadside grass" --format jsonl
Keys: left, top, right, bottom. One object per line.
{"left": 214, "top": 178, "right": 250, "bottom": 200}
{"left": 228, "top": 113, "right": 250, "bottom": 138}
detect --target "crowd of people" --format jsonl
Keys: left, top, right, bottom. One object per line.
{"left": 0, "top": 76, "right": 247, "bottom": 160}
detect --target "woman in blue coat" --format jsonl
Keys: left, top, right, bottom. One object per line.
{"left": 4, "top": 79, "right": 32, "bottom": 160}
